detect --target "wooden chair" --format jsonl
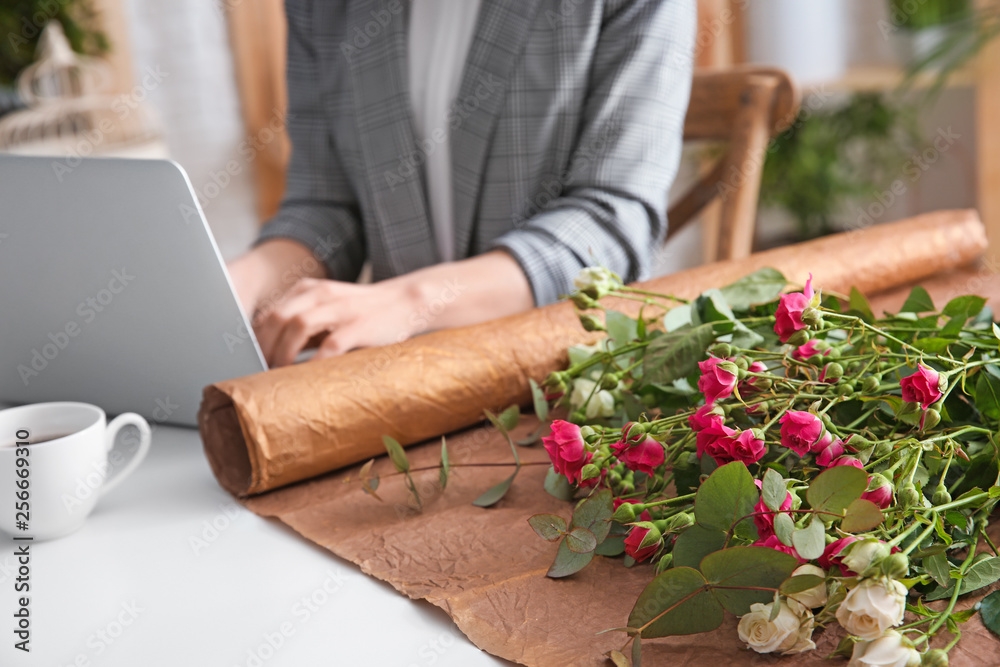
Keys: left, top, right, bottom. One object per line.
{"left": 667, "top": 66, "right": 800, "bottom": 261}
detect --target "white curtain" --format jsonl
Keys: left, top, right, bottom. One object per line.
{"left": 123, "top": 0, "right": 258, "bottom": 259}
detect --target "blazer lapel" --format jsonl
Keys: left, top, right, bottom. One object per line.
{"left": 451, "top": 0, "right": 544, "bottom": 258}
{"left": 347, "top": 0, "right": 438, "bottom": 275}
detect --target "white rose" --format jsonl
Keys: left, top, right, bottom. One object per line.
{"left": 738, "top": 599, "right": 816, "bottom": 655}
{"left": 842, "top": 538, "right": 891, "bottom": 576}
{"left": 848, "top": 630, "right": 921, "bottom": 667}
{"left": 836, "top": 578, "right": 907, "bottom": 640}
{"left": 573, "top": 267, "right": 619, "bottom": 294}
{"left": 569, "top": 379, "right": 616, "bottom": 419}
{"left": 788, "top": 564, "right": 829, "bottom": 609}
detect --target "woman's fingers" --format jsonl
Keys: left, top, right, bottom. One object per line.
{"left": 255, "top": 283, "right": 340, "bottom": 366}
{"left": 313, "top": 322, "right": 365, "bottom": 360}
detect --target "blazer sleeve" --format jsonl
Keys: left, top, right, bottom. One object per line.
{"left": 489, "top": 0, "right": 695, "bottom": 306}
{"left": 255, "top": 0, "right": 366, "bottom": 282}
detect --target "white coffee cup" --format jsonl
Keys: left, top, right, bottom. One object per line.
{"left": 0, "top": 402, "right": 151, "bottom": 541}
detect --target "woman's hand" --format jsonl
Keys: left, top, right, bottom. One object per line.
{"left": 254, "top": 277, "right": 424, "bottom": 367}
{"left": 253, "top": 250, "right": 534, "bottom": 367}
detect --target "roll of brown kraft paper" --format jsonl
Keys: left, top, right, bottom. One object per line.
{"left": 199, "top": 209, "right": 986, "bottom": 496}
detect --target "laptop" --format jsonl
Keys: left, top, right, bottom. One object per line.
{"left": 0, "top": 155, "right": 268, "bottom": 426}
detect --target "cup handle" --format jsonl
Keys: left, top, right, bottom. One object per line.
{"left": 100, "top": 413, "right": 152, "bottom": 496}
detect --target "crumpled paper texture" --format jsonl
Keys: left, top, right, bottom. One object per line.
{"left": 243, "top": 412, "right": 1000, "bottom": 666}
{"left": 200, "top": 210, "right": 986, "bottom": 496}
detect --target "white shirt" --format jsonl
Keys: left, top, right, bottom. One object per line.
{"left": 407, "top": 0, "right": 483, "bottom": 262}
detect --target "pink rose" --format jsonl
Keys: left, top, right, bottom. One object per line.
{"left": 819, "top": 536, "right": 859, "bottom": 571}
{"left": 774, "top": 274, "right": 815, "bottom": 343}
{"left": 831, "top": 456, "right": 864, "bottom": 470}
{"left": 722, "top": 430, "right": 767, "bottom": 465}
{"left": 696, "top": 421, "right": 736, "bottom": 460}
{"left": 792, "top": 339, "right": 828, "bottom": 361}
{"left": 698, "top": 358, "right": 738, "bottom": 404}
{"left": 624, "top": 510, "right": 658, "bottom": 562}
{"left": 612, "top": 436, "right": 665, "bottom": 475}
{"left": 542, "top": 420, "right": 591, "bottom": 485}
{"left": 752, "top": 485, "right": 793, "bottom": 538}
{"left": 754, "top": 535, "right": 807, "bottom": 564}
{"left": 779, "top": 411, "right": 825, "bottom": 456}
{"left": 815, "top": 438, "right": 845, "bottom": 467}
{"left": 862, "top": 476, "right": 893, "bottom": 509}
{"left": 688, "top": 403, "right": 724, "bottom": 432}
{"left": 900, "top": 363, "right": 943, "bottom": 410}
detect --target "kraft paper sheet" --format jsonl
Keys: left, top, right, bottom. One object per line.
{"left": 200, "top": 210, "right": 1000, "bottom": 665}
{"left": 200, "top": 210, "right": 986, "bottom": 496}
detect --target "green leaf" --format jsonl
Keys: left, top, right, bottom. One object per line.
{"left": 528, "top": 378, "right": 549, "bottom": 422}
{"left": 489, "top": 405, "right": 521, "bottom": 432}
{"left": 979, "top": 589, "right": 1000, "bottom": 637}
{"left": 544, "top": 466, "right": 576, "bottom": 501}
{"left": 546, "top": 537, "right": 595, "bottom": 578}
{"left": 663, "top": 303, "right": 697, "bottom": 332}
{"left": 926, "top": 557, "right": 1000, "bottom": 600}
{"left": 643, "top": 323, "right": 718, "bottom": 385}
{"left": 791, "top": 516, "right": 826, "bottom": 560}
{"left": 566, "top": 527, "right": 598, "bottom": 554}
{"left": 672, "top": 524, "right": 728, "bottom": 568}
{"left": 382, "top": 435, "right": 410, "bottom": 473}
{"left": 943, "top": 294, "right": 987, "bottom": 320}
{"left": 806, "top": 465, "right": 868, "bottom": 516}
{"left": 841, "top": 498, "right": 885, "bottom": 533}
{"left": 628, "top": 567, "right": 723, "bottom": 638}
{"left": 606, "top": 310, "right": 639, "bottom": 344}
{"left": 701, "top": 289, "right": 736, "bottom": 330}
{"left": 976, "top": 371, "right": 1000, "bottom": 421}
{"left": 439, "top": 437, "right": 449, "bottom": 490}
{"left": 911, "top": 337, "right": 954, "bottom": 353}
{"left": 993, "top": 322, "right": 1000, "bottom": 343}
{"left": 762, "top": 468, "right": 786, "bottom": 513}
{"left": 780, "top": 574, "right": 825, "bottom": 596}
{"left": 571, "top": 488, "right": 614, "bottom": 543}
{"left": 596, "top": 535, "right": 626, "bottom": 557}
{"left": 774, "top": 513, "right": 795, "bottom": 547}
{"left": 472, "top": 472, "right": 517, "bottom": 508}
{"left": 718, "top": 268, "right": 787, "bottom": 310}
{"left": 528, "top": 513, "right": 567, "bottom": 542}
{"left": 607, "top": 650, "right": 629, "bottom": 667}
{"left": 700, "top": 547, "right": 799, "bottom": 615}
{"left": 849, "top": 287, "right": 875, "bottom": 322}
{"left": 900, "top": 286, "right": 935, "bottom": 313}
{"left": 923, "top": 551, "right": 951, "bottom": 588}
{"left": 694, "top": 462, "right": 759, "bottom": 536}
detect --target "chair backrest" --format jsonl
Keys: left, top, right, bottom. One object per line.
{"left": 667, "top": 66, "right": 800, "bottom": 261}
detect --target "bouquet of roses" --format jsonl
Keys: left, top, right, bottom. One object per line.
{"left": 527, "top": 267, "right": 1000, "bottom": 667}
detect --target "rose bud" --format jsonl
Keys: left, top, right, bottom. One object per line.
{"left": 898, "top": 483, "right": 921, "bottom": 509}
{"left": 697, "top": 358, "right": 739, "bottom": 403}
{"left": 862, "top": 474, "right": 894, "bottom": 509}
{"left": 932, "top": 485, "right": 952, "bottom": 506}
{"left": 624, "top": 521, "right": 662, "bottom": 562}
{"left": 612, "top": 499, "right": 640, "bottom": 523}
{"left": 921, "top": 408, "right": 941, "bottom": 430}
{"left": 779, "top": 411, "right": 825, "bottom": 456}
{"left": 835, "top": 578, "right": 907, "bottom": 640}
{"left": 848, "top": 630, "right": 920, "bottom": 667}
{"left": 709, "top": 342, "right": 732, "bottom": 358}
{"left": 792, "top": 339, "right": 829, "bottom": 362}
{"left": 580, "top": 463, "right": 601, "bottom": 482}
{"left": 821, "top": 362, "right": 844, "bottom": 382}
{"left": 578, "top": 313, "right": 606, "bottom": 332}
{"left": 665, "top": 512, "right": 695, "bottom": 532}
{"left": 900, "top": 363, "right": 943, "bottom": 410}
{"left": 861, "top": 376, "right": 881, "bottom": 394}
{"left": 737, "top": 599, "right": 816, "bottom": 655}
{"left": 571, "top": 291, "right": 600, "bottom": 310}
{"left": 819, "top": 536, "right": 859, "bottom": 571}
{"left": 611, "top": 436, "right": 665, "bottom": 476}
{"left": 786, "top": 329, "right": 811, "bottom": 347}
{"left": 841, "top": 538, "right": 892, "bottom": 577}
{"left": 655, "top": 553, "right": 673, "bottom": 574}
{"left": 880, "top": 553, "right": 910, "bottom": 579}
{"left": 922, "top": 648, "right": 949, "bottom": 667}
{"left": 542, "top": 420, "right": 592, "bottom": 485}
{"left": 873, "top": 440, "right": 893, "bottom": 459}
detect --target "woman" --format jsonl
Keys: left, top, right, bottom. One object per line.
{"left": 228, "top": 0, "right": 695, "bottom": 367}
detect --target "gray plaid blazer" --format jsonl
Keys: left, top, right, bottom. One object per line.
{"left": 258, "top": 0, "right": 695, "bottom": 305}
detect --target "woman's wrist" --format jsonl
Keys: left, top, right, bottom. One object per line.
{"left": 228, "top": 238, "right": 323, "bottom": 316}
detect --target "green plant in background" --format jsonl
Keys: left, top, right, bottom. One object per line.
{"left": 759, "top": 0, "right": 1000, "bottom": 242}
{"left": 759, "top": 94, "right": 921, "bottom": 240}
{"left": 0, "top": 0, "right": 108, "bottom": 86}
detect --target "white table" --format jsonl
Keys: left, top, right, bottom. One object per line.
{"left": 0, "top": 417, "right": 510, "bottom": 667}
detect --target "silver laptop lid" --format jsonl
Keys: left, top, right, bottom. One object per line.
{"left": 0, "top": 155, "right": 267, "bottom": 426}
